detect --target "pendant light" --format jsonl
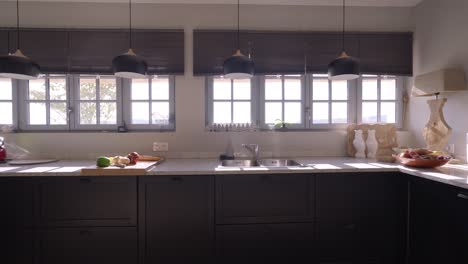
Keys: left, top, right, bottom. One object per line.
{"left": 112, "top": 0, "right": 147, "bottom": 79}
{"left": 0, "top": 0, "right": 40, "bottom": 80}
{"left": 328, "top": 0, "right": 360, "bottom": 81}
{"left": 223, "top": 0, "right": 254, "bottom": 79}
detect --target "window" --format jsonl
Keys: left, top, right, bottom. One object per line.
{"left": 207, "top": 77, "right": 253, "bottom": 125}
{"left": 311, "top": 74, "right": 350, "bottom": 126}
{"left": 20, "top": 75, "right": 68, "bottom": 129}
{"left": 125, "top": 76, "right": 175, "bottom": 130}
{"left": 263, "top": 75, "right": 303, "bottom": 127}
{"left": 359, "top": 75, "right": 400, "bottom": 124}
{"left": 206, "top": 74, "right": 403, "bottom": 130}
{"left": 0, "top": 78, "right": 15, "bottom": 126}
{"left": 75, "top": 76, "right": 119, "bottom": 128}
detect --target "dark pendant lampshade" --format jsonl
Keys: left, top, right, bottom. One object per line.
{"left": 223, "top": 50, "right": 254, "bottom": 79}
{"left": 0, "top": 49, "right": 41, "bottom": 80}
{"left": 112, "top": 48, "right": 148, "bottom": 79}
{"left": 328, "top": 51, "right": 360, "bottom": 81}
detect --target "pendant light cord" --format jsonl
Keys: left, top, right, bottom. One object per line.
{"left": 129, "top": 0, "right": 132, "bottom": 49}
{"left": 16, "top": 0, "right": 20, "bottom": 50}
{"left": 237, "top": 0, "right": 240, "bottom": 51}
{"left": 342, "top": 0, "right": 345, "bottom": 52}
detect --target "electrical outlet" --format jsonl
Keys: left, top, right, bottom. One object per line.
{"left": 447, "top": 144, "right": 455, "bottom": 154}
{"left": 153, "top": 142, "right": 169, "bottom": 152}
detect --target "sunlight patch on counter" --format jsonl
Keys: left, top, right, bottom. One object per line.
{"left": 421, "top": 172, "right": 464, "bottom": 180}
{"left": 17, "top": 167, "right": 60, "bottom": 173}
{"left": 0, "top": 167, "right": 20, "bottom": 172}
{"left": 49, "top": 167, "right": 86, "bottom": 173}
{"left": 308, "top": 164, "right": 342, "bottom": 170}
{"left": 344, "top": 163, "right": 380, "bottom": 169}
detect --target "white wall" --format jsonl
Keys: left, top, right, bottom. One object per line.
{"left": 0, "top": 2, "right": 414, "bottom": 159}
{"left": 408, "top": 0, "right": 468, "bottom": 161}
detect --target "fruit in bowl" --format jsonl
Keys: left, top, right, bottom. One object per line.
{"left": 393, "top": 148, "right": 451, "bottom": 168}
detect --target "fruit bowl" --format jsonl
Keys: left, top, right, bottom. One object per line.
{"left": 393, "top": 155, "right": 450, "bottom": 168}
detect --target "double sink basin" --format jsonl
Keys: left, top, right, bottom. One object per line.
{"left": 220, "top": 159, "right": 302, "bottom": 168}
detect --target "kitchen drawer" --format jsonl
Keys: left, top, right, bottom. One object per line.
{"left": 39, "top": 177, "right": 137, "bottom": 227}
{"left": 216, "top": 174, "right": 314, "bottom": 224}
{"left": 316, "top": 221, "right": 400, "bottom": 264}
{"left": 39, "top": 227, "right": 137, "bottom": 264}
{"left": 316, "top": 172, "right": 404, "bottom": 222}
{"left": 216, "top": 223, "right": 315, "bottom": 262}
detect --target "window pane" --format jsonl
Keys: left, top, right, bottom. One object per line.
{"left": 233, "top": 102, "right": 251, "bottom": 123}
{"left": 313, "top": 102, "right": 329, "bottom": 124}
{"left": 381, "top": 102, "right": 396, "bottom": 123}
{"left": 313, "top": 79, "right": 329, "bottom": 100}
{"left": 100, "top": 102, "right": 117, "bottom": 125}
{"left": 362, "top": 102, "right": 378, "bottom": 123}
{"left": 79, "top": 78, "right": 97, "bottom": 100}
{"left": 131, "top": 79, "right": 149, "bottom": 100}
{"left": 381, "top": 79, "right": 396, "bottom": 100}
{"left": 100, "top": 79, "right": 117, "bottom": 100}
{"left": 284, "top": 79, "right": 301, "bottom": 100}
{"left": 132, "top": 102, "right": 150, "bottom": 124}
{"left": 152, "top": 102, "right": 170, "bottom": 125}
{"left": 213, "top": 102, "right": 232, "bottom": 124}
{"left": 152, "top": 78, "right": 170, "bottom": 100}
{"left": 0, "top": 79, "right": 12, "bottom": 100}
{"left": 0, "top": 102, "right": 13, "bottom": 124}
{"left": 29, "top": 102, "right": 47, "bottom": 125}
{"left": 332, "top": 80, "right": 348, "bottom": 100}
{"left": 265, "top": 78, "right": 282, "bottom": 100}
{"left": 233, "top": 79, "right": 250, "bottom": 100}
{"left": 79, "top": 102, "right": 97, "bottom": 125}
{"left": 49, "top": 78, "right": 67, "bottom": 100}
{"left": 332, "top": 102, "right": 348, "bottom": 124}
{"left": 50, "top": 102, "right": 67, "bottom": 125}
{"left": 29, "top": 79, "right": 46, "bottom": 100}
{"left": 284, "top": 102, "right": 301, "bottom": 124}
{"left": 213, "top": 78, "right": 231, "bottom": 100}
{"left": 362, "top": 79, "right": 378, "bottom": 100}
{"left": 265, "top": 102, "right": 282, "bottom": 124}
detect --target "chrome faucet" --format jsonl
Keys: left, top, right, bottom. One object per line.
{"left": 242, "top": 144, "right": 259, "bottom": 161}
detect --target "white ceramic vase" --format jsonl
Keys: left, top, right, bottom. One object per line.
{"left": 353, "top": 130, "right": 366, "bottom": 158}
{"left": 366, "top": 129, "right": 378, "bottom": 159}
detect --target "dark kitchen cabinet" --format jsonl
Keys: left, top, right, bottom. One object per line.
{"left": 141, "top": 176, "right": 214, "bottom": 263}
{"left": 216, "top": 174, "right": 314, "bottom": 224}
{"left": 0, "top": 30, "right": 8, "bottom": 55}
{"left": 409, "top": 178, "right": 468, "bottom": 263}
{"left": 316, "top": 173, "right": 406, "bottom": 263}
{"left": 39, "top": 227, "right": 137, "bottom": 264}
{"left": 216, "top": 223, "right": 315, "bottom": 263}
{"left": 39, "top": 177, "right": 137, "bottom": 227}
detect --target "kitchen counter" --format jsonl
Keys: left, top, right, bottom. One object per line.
{"left": 0, "top": 157, "right": 467, "bottom": 190}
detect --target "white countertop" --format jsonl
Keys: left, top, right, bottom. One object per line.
{"left": 1, "top": 157, "right": 467, "bottom": 190}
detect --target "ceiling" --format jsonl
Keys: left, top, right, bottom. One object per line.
{"left": 7, "top": 0, "right": 424, "bottom": 7}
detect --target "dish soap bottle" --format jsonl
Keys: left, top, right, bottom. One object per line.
{"left": 219, "top": 136, "right": 235, "bottom": 160}
{"left": 353, "top": 130, "right": 366, "bottom": 158}
{"left": 366, "top": 130, "right": 378, "bottom": 159}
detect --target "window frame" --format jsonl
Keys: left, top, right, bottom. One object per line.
{"left": 0, "top": 78, "right": 18, "bottom": 128}
{"left": 19, "top": 74, "right": 70, "bottom": 131}
{"left": 122, "top": 75, "right": 176, "bottom": 131}
{"left": 205, "top": 76, "right": 257, "bottom": 127}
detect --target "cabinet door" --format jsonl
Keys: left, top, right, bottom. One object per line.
{"left": 39, "top": 177, "right": 137, "bottom": 227}
{"left": 39, "top": 227, "right": 137, "bottom": 264}
{"left": 0, "top": 178, "right": 34, "bottom": 227}
{"left": 454, "top": 188, "right": 468, "bottom": 262}
{"left": 216, "top": 174, "right": 313, "bottom": 224}
{"left": 142, "top": 176, "right": 214, "bottom": 263}
{"left": 216, "top": 223, "right": 315, "bottom": 263}
{"left": 316, "top": 173, "right": 404, "bottom": 222}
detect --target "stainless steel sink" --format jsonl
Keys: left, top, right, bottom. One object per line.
{"left": 220, "top": 159, "right": 260, "bottom": 167}
{"left": 258, "top": 159, "right": 302, "bottom": 167}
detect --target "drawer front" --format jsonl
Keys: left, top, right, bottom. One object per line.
{"left": 39, "top": 177, "right": 137, "bottom": 227}
{"left": 216, "top": 223, "right": 315, "bottom": 260}
{"left": 216, "top": 174, "right": 314, "bottom": 224}
{"left": 316, "top": 173, "right": 403, "bottom": 222}
{"left": 39, "top": 227, "right": 137, "bottom": 264}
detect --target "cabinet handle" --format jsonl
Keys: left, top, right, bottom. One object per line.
{"left": 171, "top": 177, "right": 184, "bottom": 183}
{"left": 457, "top": 193, "right": 468, "bottom": 200}
{"left": 79, "top": 178, "right": 91, "bottom": 183}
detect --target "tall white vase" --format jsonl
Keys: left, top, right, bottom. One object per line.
{"left": 366, "top": 129, "right": 378, "bottom": 159}
{"left": 353, "top": 130, "right": 366, "bottom": 158}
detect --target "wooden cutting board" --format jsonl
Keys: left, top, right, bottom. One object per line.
{"left": 81, "top": 161, "right": 160, "bottom": 176}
